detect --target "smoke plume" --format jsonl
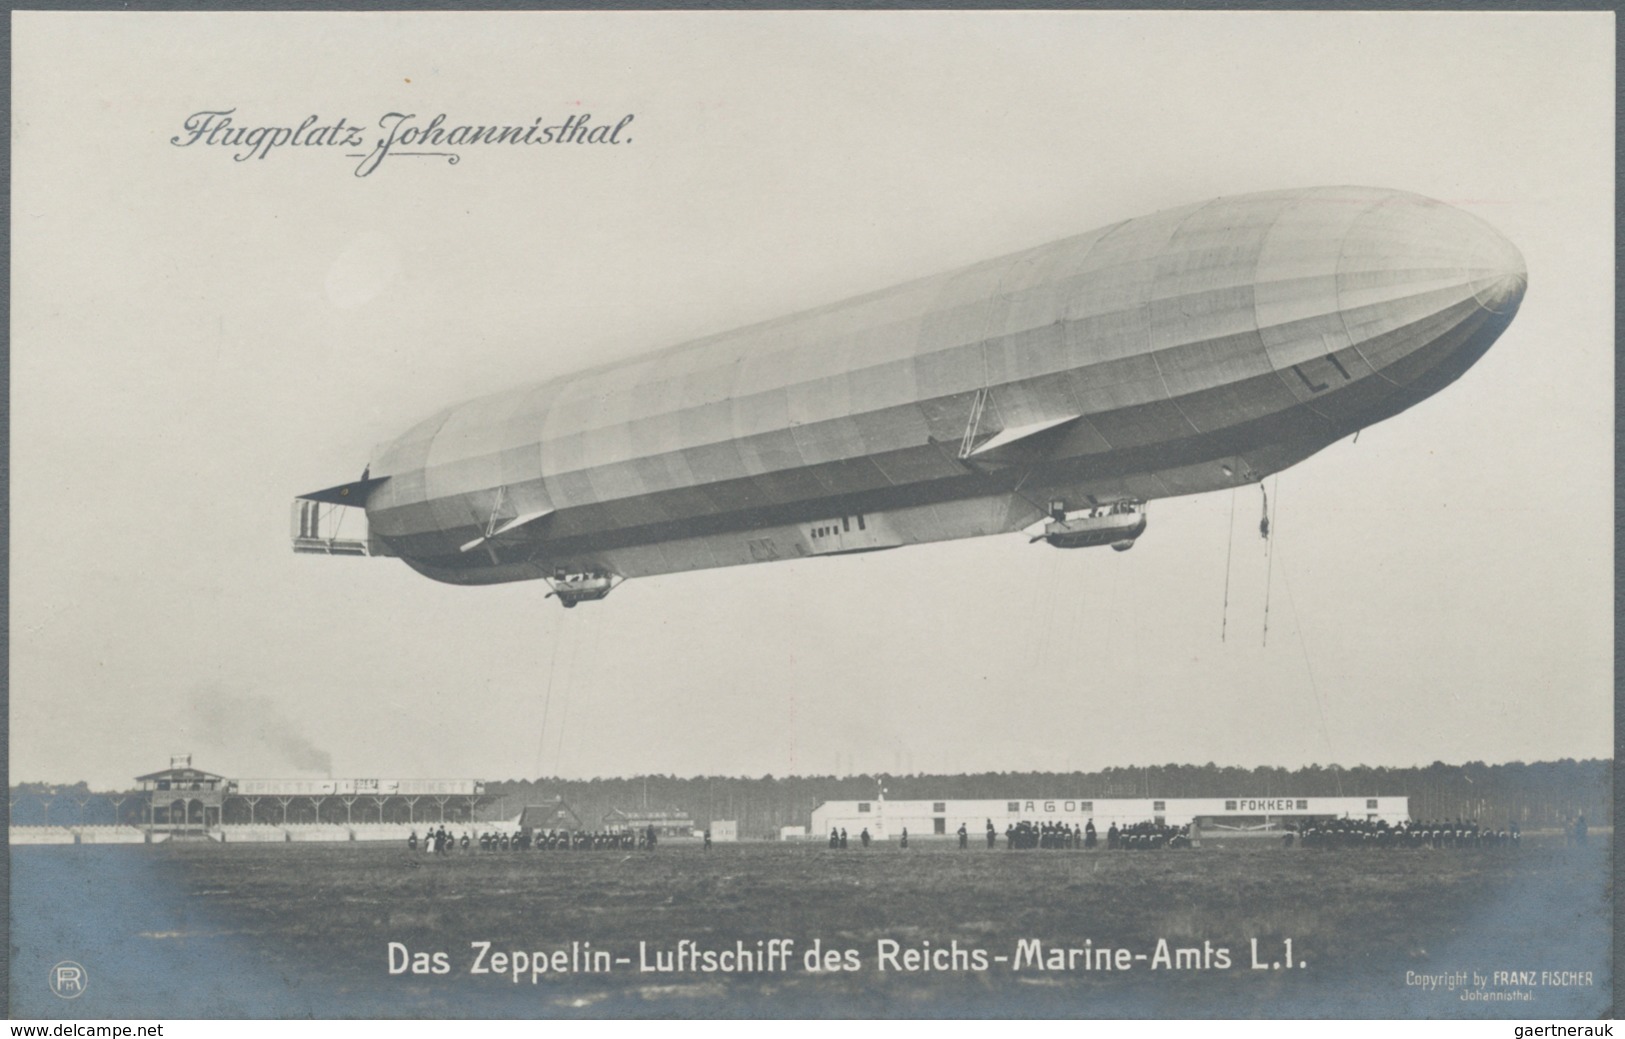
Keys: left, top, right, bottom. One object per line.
{"left": 190, "top": 688, "right": 334, "bottom": 776}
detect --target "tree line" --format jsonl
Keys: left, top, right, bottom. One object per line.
{"left": 478, "top": 759, "right": 1610, "bottom": 838}
{"left": 10, "top": 759, "right": 1610, "bottom": 834}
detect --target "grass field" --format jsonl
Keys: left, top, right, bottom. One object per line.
{"left": 10, "top": 835, "right": 1612, "bottom": 1018}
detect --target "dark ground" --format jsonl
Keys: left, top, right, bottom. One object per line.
{"left": 9, "top": 834, "right": 1612, "bottom": 1018}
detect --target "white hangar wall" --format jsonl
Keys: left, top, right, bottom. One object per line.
{"left": 809, "top": 796, "right": 1410, "bottom": 839}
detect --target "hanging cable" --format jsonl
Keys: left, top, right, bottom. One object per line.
{"left": 531, "top": 619, "right": 566, "bottom": 778}
{"left": 1277, "top": 543, "right": 1343, "bottom": 794}
{"left": 552, "top": 613, "right": 583, "bottom": 776}
{"left": 1221, "top": 487, "right": 1237, "bottom": 642}
{"left": 1261, "top": 478, "right": 1278, "bottom": 647}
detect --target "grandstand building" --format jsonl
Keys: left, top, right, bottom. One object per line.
{"left": 227, "top": 776, "right": 484, "bottom": 826}
{"left": 810, "top": 795, "right": 1409, "bottom": 838}
{"left": 7, "top": 757, "right": 491, "bottom": 844}
{"left": 137, "top": 758, "right": 228, "bottom": 832}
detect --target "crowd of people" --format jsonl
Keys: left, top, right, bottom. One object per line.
{"left": 1107, "top": 820, "right": 1193, "bottom": 849}
{"left": 408, "top": 823, "right": 715, "bottom": 853}
{"left": 1286, "top": 817, "right": 1523, "bottom": 849}
{"left": 408, "top": 813, "right": 1550, "bottom": 855}
{"left": 1003, "top": 819, "right": 1102, "bottom": 849}
{"left": 821, "top": 818, "right": 1200, "bottom": 850}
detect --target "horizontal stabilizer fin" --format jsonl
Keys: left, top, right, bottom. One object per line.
{"left": 459, "top": 508, "right": 556, "bottom": 553}
{"left": 968, "top": 415, "right": 1082, "bottom": 458}
{"left": 297, "top": 475, "right": 390, "bottom": 507}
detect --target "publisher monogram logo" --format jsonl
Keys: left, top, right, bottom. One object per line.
{"left": 49, "top": 961, "right": 87, "bottom": 999}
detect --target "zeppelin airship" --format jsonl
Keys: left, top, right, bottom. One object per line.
{"left": 294, "top": 185, "right": 1527, "bottom": 606}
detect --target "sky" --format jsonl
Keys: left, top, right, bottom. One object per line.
{"left": 9, "top": 11, "right": 1614, "bottom": 791}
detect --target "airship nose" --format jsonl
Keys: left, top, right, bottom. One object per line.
{"left": 1467, "top": 225, "right": 1527, "bottom": 315}
{"left": 1316, "top": 190, "right": 1528, "bottom": 331}
{"left": 1286, "top": 190, "right": 1527, "bottom": 413}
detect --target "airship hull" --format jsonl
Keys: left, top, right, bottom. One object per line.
{"left": 325, "top": 185, "right": 1526, "bottom": 588}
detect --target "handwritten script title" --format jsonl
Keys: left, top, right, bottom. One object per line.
{"left": 170, "top": 109, "right": 636, "bottom": 177}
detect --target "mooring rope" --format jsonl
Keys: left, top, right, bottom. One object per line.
{"left": 1261, "top": 478, "right": 1278, "bottom": 647}
{"left": 1221, "top": 487, "right": 1238, "bottom": 642}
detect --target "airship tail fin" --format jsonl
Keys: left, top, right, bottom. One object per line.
{"left": 459, "top": 508, "right": 556, "bottom": 553}
{"left": 296, "top": 475, "right": 390, "bottom": 506}
{"left": 964, "top": 414, "right": 1083, "bottom": 465}
{"left": 292, "top": 475, "right": 391, "bottom": 557}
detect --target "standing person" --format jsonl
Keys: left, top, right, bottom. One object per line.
{"left": 1084, "top": 819, "right": 1097, "bottom": 849}
{"left": 860, "top": 827, "right": 871, "bottom": 848}
{"left": 703, "top": 828, "right": 713, "bottom": 852}
{"left": 407, "top": 829, "right": 418, "bottom": 852}
{"left": 985, "top": 819, "right": 997, "bottom": 849}
{"left": 900, "top": 827, "right": 909, "bottom": 849}
{"left": 829, "top": 827, "right": 840, "bottom": 849}
{"left": 647, "top": 823, "right": 658, "bottom": 850}
{"left": 957, "top": 822, "right": 969, "bottom": 850}
{"left": 839, "top": 828, "right": 848, "bottom": 849}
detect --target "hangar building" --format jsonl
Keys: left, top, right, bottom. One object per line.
{"left": 810, "top": 795, "right": 1409, "bottom": 839}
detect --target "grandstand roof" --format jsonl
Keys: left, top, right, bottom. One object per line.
{"left": 135, "top": 765, "right": 225, "bottom": 784}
